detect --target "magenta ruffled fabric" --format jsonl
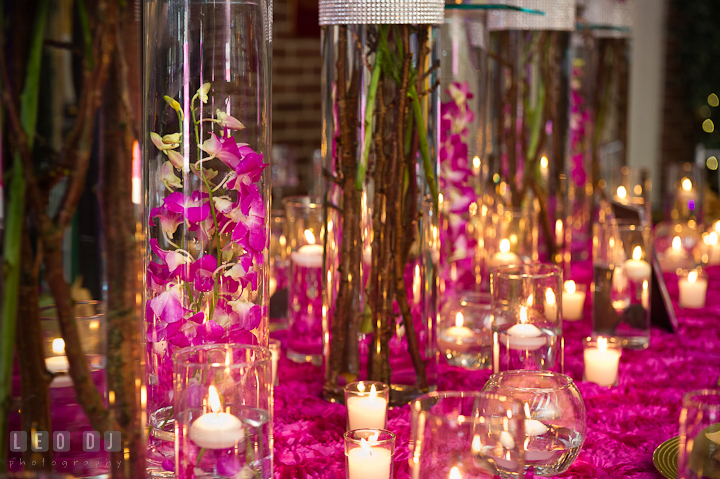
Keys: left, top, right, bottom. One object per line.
{"left": 272, "top": 261, "right": 720, "bottom": 479}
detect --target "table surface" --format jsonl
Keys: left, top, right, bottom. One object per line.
{"left": 271, "top": 263, "right": 720, "bottom": 479}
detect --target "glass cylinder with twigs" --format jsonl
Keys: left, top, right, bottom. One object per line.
{"left": 143, "top": 0, "right": 271, "bottom": 475}
{"left": 319, "top": 0, "right": 443, "bottom": 404}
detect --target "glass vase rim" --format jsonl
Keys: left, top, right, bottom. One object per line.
{"left": 450, "top": 291, "right": 492, "bottom": 305}
{"left": 444, "top": 2, "right": 545, "bottom": 15}
{"left": 344, "top": 428, "right": 396, "bottom": 447}
{"left": 485, "top": 370, "right": 576, "bottom": 393}
{"left": 582, "top": 336, "right": 622, "bottom": 348}
{"left": 345, "top": 380, "right": 390, "bottom": 394}
{"left": 40, "top": 300, "right": 104, "bottom": 320}
{"left": 412, "top": 390, "right": 524, "bottom": 413}
{"left": 491, "top": 263, "right": 561, "bottom": 280}
{"left": 172, "top": 343, "right": 271, "bottom": 369}
{"left": 282, "top": 195, "right": 323, "bottom": 209}
{"left": 682, "top": 389, "right": 720, "bottom": 409}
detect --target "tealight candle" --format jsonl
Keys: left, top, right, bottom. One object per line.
{"left": 562, "top": 280, "right": 586, "bottom": 321}
{"left": 345, "top": 382, "right": 389, "bottom": 431}
{"left": 489, "top": 238, "right": 521, "bottom": 268}
{"left": 45, "top": 338, "right": 69, "bottom": 373}
{"left": 502, "top": 306, "right": 545, "bottom": 351}
{"left": 438, "top": 312, "right": 475, "bottom": 353}
{"left": 543, "top": 288, "right": 557, "bottom": 322}
{"left": 623, "top": 246, "right": 651, "bottom": 282}
{"left": 290, "top": 230, "right": 323, "bottom": 268}
{"left": 678, "top": 270, "right": 707, "bottom": 309}
{"left": 583, "top": 337, "right": 621, "bottom": 387}
{"left": 345, "top": 431, "right": 393, "bottom": 479}
{"left": 189, "top": 385, "right": 245, "bottom": 449}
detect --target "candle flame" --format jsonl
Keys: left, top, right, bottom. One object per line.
{"left": 304, "top": 229, "right": 316, "bottom": 244}
{"left": 672, "top": 236, "right": 682, "bottom": 251}
{"left": 471, "top": 435, "right": 482, "bottom": 453}
{"left": 473, "top": 156, "right": 481, "bottom": 169}
{"left": 681, "top": 178, "right": 692, "bottom": 191}
{"left": 545, "top": 288, "right": 556, "bottom": 306}
{"left": 449, "top": 466, "right": 461, "bottom": 479}
{"left": 455, "top": 312, "right": 464, "bottom": 328}
{"left": 540, "top": 156, "right": 548, "bottom": 169}
{"left": 524, "top": 402, "right": 531, "bottom": 418}
{"left": 368, "top": 431, "right": 380, "bottom": 443}
{"left": 555, "top": 219, "right": 562, "bottom": 235}
{"left": 519, "top": 306, "right": 527, "bottom": 324}
{"left": 369, "top": 384, "right": 377, "bottom": 400}
{"left": 598, "top": 336, "right": 608, "bottom": 353}
{"left": 688, "top": 270, "right": 698, "bottom": 283}
{"left": 527, "top": 294, "right": 534, "bottom": 307}
{"left": 643, "top": 280, "right": 649, "bottom": 291}
{"left": 208, "top": 385, "right": 221, "bottom": 414}
{"left": 565, "top": 280, "right": 576, "bottom": 294}
{"left": 359, "top": 438, "right": 372, "bottom": 454}
{"left": 439, "top": 193, "right": 444, "bottom": 204}
{"left": 499, "top": 238, "right": 510, "bottom": 254}
{"left": 632, "top": 246, "right": 642, "bottom": 261}
{"left": 705, "top": 232, "right": 718, "bottom": 246}
{"left": 357, "top": 381, "right": 365, "bottom": 393}
{"left": 617, "top": 186, "right": 627, "bottom": 199}
{"left": 52, "top": 338, "right": 65, "bottom": 355}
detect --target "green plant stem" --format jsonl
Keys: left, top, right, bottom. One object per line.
{"left": 408, "top": 85, "right": 438, "bottom": 210}
{"left": 356, "top": 48, "right": 383, "bottom": 190}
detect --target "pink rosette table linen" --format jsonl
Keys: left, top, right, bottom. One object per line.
{"left": 271, "top": 261, "right": 720, "bottom": 479}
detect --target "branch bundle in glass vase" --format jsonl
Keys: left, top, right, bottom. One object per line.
{"left": 320, "top": 11, "right": 443, "bottom": 404}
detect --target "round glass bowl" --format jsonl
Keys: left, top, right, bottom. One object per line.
{"left": 482, "top": 371, "right": 586, "bottom": 476}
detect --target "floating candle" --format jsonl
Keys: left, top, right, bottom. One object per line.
{"left": 678, "top": 270, "right": 708, "bottom": 309}
{"left": 45, "top": 338, "right": 69, "bottom": 373}
{"left": 489, "top": 238, "right": 521, "bottom": 268}
{"left": 623, "top": 246, "right": 651, "bottom": 282}
{"left": 189, "top": 385, "right": 245, "bottom": 449}
{"left": 503, "top": 306, "right": 545, "bottom": 351}
{"left": 562, "top": 280, "right": 585, "bottom": 321}
{"left": 290, "top": 230, "right": 323, "bottom": 268}
{"left": 525, "top": 419, "right": 548, "bottom": 437}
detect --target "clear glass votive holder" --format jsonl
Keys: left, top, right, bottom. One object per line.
{"left": 562, "top": 280, "right": 586, "bottom": 322}
{"left": 344, "top": 381, "right": 389, "bottom": 431}
{"left": 269, "top": 339, "right": 281, "bottom": 386}
{"left": 482, "top": 371, "right": 586, "bottom": 477}
{"left": 700, "top": 227, "right": 720, "bottom": 266}
{"left": 678, "top": 390, "right": 720, "bottom": 479}
{"left": 174, "top": 344, "right": 273, "bottom": 479}
{"left": 582, "top": 337, "right": 621, "bottom": 387}
{"left": 654, "top": 221, "right": 700, "bottom": 273}
{"left": 283, "top": 195, "right": 324, "bottom": 365}
{"left": 410, "top": 391, "right": 526, "bottom": 479}
{"left": 269, "top": 210, "right": 289, "bottom": 331}
{"left": 344, "top": 429, "right": 395, "bottom": 479}
{"left": 666, "top": 162, "right": 704, "bottom": 224}
{"left": 592, "top": 221, "right": 651, "bottom": 350}
{"left": 678, "top": 269, "right": 708, "bottom": 309}
{"left": 607, "top": 166, "right": 652, "bottom": 223}
{"left": 487, "top": 205, "right": 538, "bottom": 268}
{"left": 438, "top": 293, "right": 493, "bottom": 370}
{"left": 491, "top": 264, "right": 563, "bottom": 373}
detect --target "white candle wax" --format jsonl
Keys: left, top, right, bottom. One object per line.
{"left": 499, "top": 430, "right": 516, "bottom": 449}
{"left": 347, "top": 444, "right": 392, "bottom": 479}
{"left": 189, "top": 412, "right": 245, "bottom": 449}
{"left": 710, "top": 243, "right": 720, "bottom": 266}
{"left": 346, "top": 395, "right": 388, "bottom": 430}
{"left": 678, "top": 273, "right": 708, "bottom": 309}
{"left": 562, "top": 281, "right": 585, "bottom": 321}
{"left": 502, "top": 308, "right": 545, "bottom": 350}
{"left": 45, "top": 356, "right": 69, "bottom": 373}
{"left": 543, "top": 289, "right": 557, "bottom": 322}
{"left": 524, "top": 419, "right": 548, "bottom": 436}
{"left": 489, "top": 238, "right": 521, "bottom": 268}
{"left": 290, "top": 244, "right": 323, "bottom": 268}
{"left": 583, "top": 342, "right": 621, "bottom": 387}
{"left": 623, "top": 259, "right": 651, "bottom": 282}
{"left": 438, "top": 312, "right": 476, "bottom": 353}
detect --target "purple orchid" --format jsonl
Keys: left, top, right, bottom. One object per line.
{"left": 148, "top": 284, "right": 189, "bottom": 324}
{"left": 228, "top": 193, "right": 267, "bottom": 257}
{"left": 223, "top": 254, "right": 258, "bottom": 291}
{"left": 179, "top": 254, "right": 218, "bottom": 293}
{"left": 150, "top": 206, "right": 183, "bottom": 244}
{"left": 150, "top": 238, "right": 192, "bottom": 274}
{"left": 227, "top": 152, "right": 267, "bottom": 198}
{"left": 163, "top": 191, "right": 210, "bottom": 224}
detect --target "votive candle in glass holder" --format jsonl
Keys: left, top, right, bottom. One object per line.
{"left": 582, "top": 336, "right": 621, "bottom": 387}
{"left": 344, "top": 429, "right": 395, "bottom": 479}
{"left": 283, "top": 195, "right": 324, "bottom": 365}
{"left": 592, "top": 220, "right": 651, "bottom": 350}
{"left": 174, "top": 344, "right": 273, "bottom": 478}
{"left": 269, "top": 339, "right": 281, "bottom": 386}
{"left": 438, "top": 293, "right": 493, "bottom": 370}
{"left": 344, "top": 381, "right": 389, "bottom": 431}
{"left": 410, "top": 391, "right": 526, "bottom": 479}
{"left": 607, "top": 166, "right": 652, "bottom": 223}
{"left": 269, "top": 210, "right": 289, "bottom": 331}
{"left": 678, "top": 269, "right": 708, "bottom": 309}
{"left": 482, "top": 371, "right": 586, "bottom": 476}
{"left": 491, "top": 264, "right": 563, "bottom": 373}
{"left": 562, "top": 280, "right": 586, "bottom": 321}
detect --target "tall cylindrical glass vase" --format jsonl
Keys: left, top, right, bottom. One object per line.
{"left": 319, "top": 0, "right": 443, "bottom": 404}
{"left": 143, "top": 1, "right": 271, "bottom": 475}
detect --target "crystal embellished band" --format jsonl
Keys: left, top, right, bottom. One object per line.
{"left": 319, "top": 0, "right": 444, "bottom": 26}
{"left": 581, "top": 0, "right": 634, "bottom": 38}
{"left": 488, "top": 0, "right": 575, "bottom": 31}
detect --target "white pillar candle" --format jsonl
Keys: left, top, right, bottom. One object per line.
{"left": 562, "top": 281, "right": 585, "bottom": 321}
{"left": 502, "top": 307, "right": 546, "bottom": 351}
{"left": 189, "top": 386, "right": 245, "bottom": 449}
{"left": 583, "top": 337, "right": 621, "bottom": 387}
{"left": 346, "top": 384, "right": 388, "bottom": 430}
{"left": 489, "top": 238, "right": 521, "bottom": 268}
{"left": 623, "top": 246, "right": 651, "bottom": 282}
{"left": 678, "top": 270, "right": 708, "bottom": 309}
{"left": 347, "top": 438, "right": 392, "bottom": 479}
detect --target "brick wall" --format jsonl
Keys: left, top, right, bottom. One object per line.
{"left": 272, "top": 0, "right": 323, "bottom": 193}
